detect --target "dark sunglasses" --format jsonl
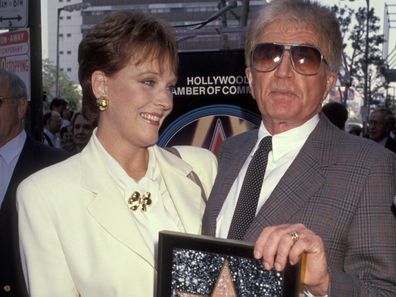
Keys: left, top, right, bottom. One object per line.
{"left": 251, "top": 43, "right": 328, "bottom": 76}
{"left": 0, "top": 96, "right": 20, "bottom": 107}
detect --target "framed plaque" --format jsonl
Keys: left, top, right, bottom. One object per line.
{"left": 157, "top": 231, "right": 302, "bottom": 297}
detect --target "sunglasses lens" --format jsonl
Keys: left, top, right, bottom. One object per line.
{"left": 291, "top": 45, "right": 322, "bottom": 75}
{"left": 252, "top": 43, "right": 283, "bottom": 72}
{"left": 252, "top": 43, "right": 324, "bottom": 75}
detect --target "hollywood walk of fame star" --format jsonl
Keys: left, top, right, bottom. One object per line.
{"left": 177, "top": 260, "right": 237, "bottom": 297}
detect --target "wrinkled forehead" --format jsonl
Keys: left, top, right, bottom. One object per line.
{"left": 259, "top": 18, "right": 328, "bottom": 55}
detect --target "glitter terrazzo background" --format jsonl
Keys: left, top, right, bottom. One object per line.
{"left": 171, "top": 248, "right": 283, "bottom": 297}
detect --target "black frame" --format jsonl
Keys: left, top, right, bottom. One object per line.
{"left": 157, "top": 231, "right": 301, "bottom": 297}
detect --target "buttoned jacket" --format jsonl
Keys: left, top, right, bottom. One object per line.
{"left": 17, "top": 139, "right": 217, "bottom": 297}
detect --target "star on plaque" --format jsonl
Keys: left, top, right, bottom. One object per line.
{"left": 177, "top": 260, "right": 237, "bottom": 297}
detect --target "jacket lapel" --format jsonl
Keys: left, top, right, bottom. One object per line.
{"left": 154, "top": 147, "right": 204, "bottom": 234}
{"left": 204, "top": 130, "right": 258, "bottom": 236}
{"left": 246, "top": 116, "right": 340, "bottom": 240}
{"left": 81, "top": 140, "right": 154, "bottom": 267}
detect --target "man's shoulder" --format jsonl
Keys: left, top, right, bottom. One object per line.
{"left": 21, "top": 135, "right": 70, "bottom": 165}
{"left": 385, "top": 137, "right": 396, "bottom": 153}
{"left": 223, "top": 129, "right": 258, "bottom": 146}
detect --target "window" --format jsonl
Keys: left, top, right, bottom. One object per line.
{"left": 59, "top": 16, "right": 63, "bottom": 20}
{"left": 67, "top": 50, "right": 71, "bottom": 55}
{"left": 60, "top": 68, "right": 64, "bottom": 72}
{"left": 66, "top": 33, "right": 71, "bottom": 37}
{"left": 67, "top": 68, "right": 72, "bottom": 72}
{"left": 59, "top": 51, "right": 64, "bottom": 55}
{"left": 59, "top": 33, "right": 63, "bottom": 38}
{"left": 66, "top": 16, "right": 71, "bottom": 20}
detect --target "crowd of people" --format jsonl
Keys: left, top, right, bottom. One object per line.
{"left": 0, "top": 0, "right": 395, "bottom": 297}
{"left": 42, "top": 98, "right": 96, "bottom": 154}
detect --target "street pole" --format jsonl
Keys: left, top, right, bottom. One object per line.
{"left": 28, "top": 0, "right": 43, "bottom": 141}
{"left": 363, "top": 0, "right": 370, "bottom": 135}
{"left": 55, "top": 7, "right": 62, "bottom": 98}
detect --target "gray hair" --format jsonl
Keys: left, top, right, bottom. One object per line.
{"left": 0, "top": 68, "right": 27, "bottom": 98}
{"left": 371, "top": 107, "right": 395, "bottom": 127}
{"left": 245, "top": 0, "right": 342, "bottom": 72}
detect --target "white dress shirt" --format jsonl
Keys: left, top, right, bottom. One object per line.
{"left": 0, "top": 130, "right": 26, "bottom": 206}
{"left": 92, "top": 132, "right": 183, "bottom": 260}
{"left": 216, "top": 115, "right": 319, "bottom": 238}
{"left": 43, "top": 128, "right": 61, "bottom": 148}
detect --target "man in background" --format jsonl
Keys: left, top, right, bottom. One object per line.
{"left": 321, "top": 101, "right": 348, "bottom": 130}
{"left": 368, "top": 107, "right": 396, "bottom": 153}
{"left": 0, "top": 69, "right": 69, "bottom": 296}
{"left": 42, "top": 110, "right": 62, "bottom": 148}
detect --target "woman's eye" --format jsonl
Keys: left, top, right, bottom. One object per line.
{"left": 141, "top": 80, "right": 155, "bottom": 87}
{"left": 167, "top": 85, "right": 176, "bottom": 94}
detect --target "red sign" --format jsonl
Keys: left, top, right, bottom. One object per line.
{"left": 0, "top": 28, "right": 30, "bottom": 99}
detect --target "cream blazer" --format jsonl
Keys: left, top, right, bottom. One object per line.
{"left": 17, "top": 139, "right": 217, "bottom": 297}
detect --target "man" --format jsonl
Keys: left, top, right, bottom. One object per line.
{"left": 49, "top": 97, "right": 67, "bottom": 115}
{"left": 321, "top": 101, "right": 348, "bottom": 130}
{"left": 42, "top": 110, "right": 62, "bottom": 148}
{"left": 49, "top": 97, "right": 71, "bottom": 129}
{"left": 368, "top": 107, "right": 396, "bottom": 153}
{"left": 202, "top": 1, "right": 396, "bottom": 296}
{"left": 0, "top": 69, "right": 69, "bottom": 296}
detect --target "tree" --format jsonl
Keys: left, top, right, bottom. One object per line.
{"left": 332, "top": 5, "right": 387, "bottom": 107}
{"left": 42, "top": 59, "right": 81, "bottom": 111}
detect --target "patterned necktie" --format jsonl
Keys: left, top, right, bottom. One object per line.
{"left": 227, "top": 136, "right": 272, "bottom": 240}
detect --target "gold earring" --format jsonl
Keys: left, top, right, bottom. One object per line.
{"left": 96, "top": 95, "right": 109, "bottom": 111}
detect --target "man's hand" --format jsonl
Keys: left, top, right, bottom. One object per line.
{"left": 254, "top": 223, "right": 329, "bottom": 296}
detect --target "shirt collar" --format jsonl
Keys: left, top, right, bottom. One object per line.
{"left": 257, "top": 115, "right": 319, "bottom": 162}
{"left": 0, "top": 130, "right": 26, "bottom": 164}
{"left": 91, "top": 129, "right": 157, "bottom": 190}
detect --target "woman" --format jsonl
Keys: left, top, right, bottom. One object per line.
{"left": 71, "top": 112, "right": 95, "bottom": 153}
{"left": 17, "top": 11, "right": 217, "bottom": 297}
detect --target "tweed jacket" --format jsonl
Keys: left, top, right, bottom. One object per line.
{"left": 17, "top": 138, "right": 217, "bottom": 297}
{"left": 202, "top": 115, "right": 396, "bottom": 297}
{"left": 0, "top": 134, "right": 69, "bottom": 297}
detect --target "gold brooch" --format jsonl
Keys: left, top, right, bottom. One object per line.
{"left": 128, "top": 191, "right": 152, "bottom": 212}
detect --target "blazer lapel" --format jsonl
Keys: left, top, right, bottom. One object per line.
{"left": 81, "top": 140, "right": 154, "bottom": 267}
{"left": 203, "top": 130, "right": 258, "bottom": 236}
{"left": 154, "top": 147, "right": 204, "bottom": 234}
{"left": 246, "top": 116, "right": 340, "bottom": 240}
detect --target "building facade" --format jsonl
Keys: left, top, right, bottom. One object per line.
{"left": 47, "top": 0, "right": 264, "bottom": 84}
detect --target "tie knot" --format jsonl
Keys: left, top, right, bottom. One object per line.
{"left": 258, "top": 136, "right": 272, "bottom": 152}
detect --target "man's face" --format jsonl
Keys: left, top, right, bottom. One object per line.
{"left": 245, "top": 20, "right": 337, "bottom": 134}
{"left": 368, "top": 111, "right": 390, "bottom": 142}
{"left": 0, "top": 78, "right": 26, "bottom": 147}
{"left": 48, "top": 111, "right": 62, "bottom": 134}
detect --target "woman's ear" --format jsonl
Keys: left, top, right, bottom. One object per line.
{"left": 91, "top": 70, "right": 107, "bottom": 98}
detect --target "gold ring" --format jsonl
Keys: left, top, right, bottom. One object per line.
{"left": 289, "top": 231, "right": 299, "bottom": 243}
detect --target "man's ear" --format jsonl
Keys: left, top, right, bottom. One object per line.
{"left": 91, "top": 70, "right": 107, "bottom": 98}
{"left": 17, "top": 97, "right": 28, "bottom": 120}
{"left": 245, "top": 67, "right": 256, "bottom": 100}
{"left": 326, "top": 72, "right": 337, "bottom": 93}
{"left": 322, "top": 72, "right": 338, "bottom": 102}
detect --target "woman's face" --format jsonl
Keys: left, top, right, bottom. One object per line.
{"left": 94, "top": 56, "right": 177, "bottom": 151}
{"left": 73, "top": 114, "right": 94, "bottom": 147}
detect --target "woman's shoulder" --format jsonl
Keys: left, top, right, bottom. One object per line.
{"left": 171, "top": 145, "right": 216, "bottom": 159}
{"left": 19, "top": 153, "right": 81, "bottom": 189}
